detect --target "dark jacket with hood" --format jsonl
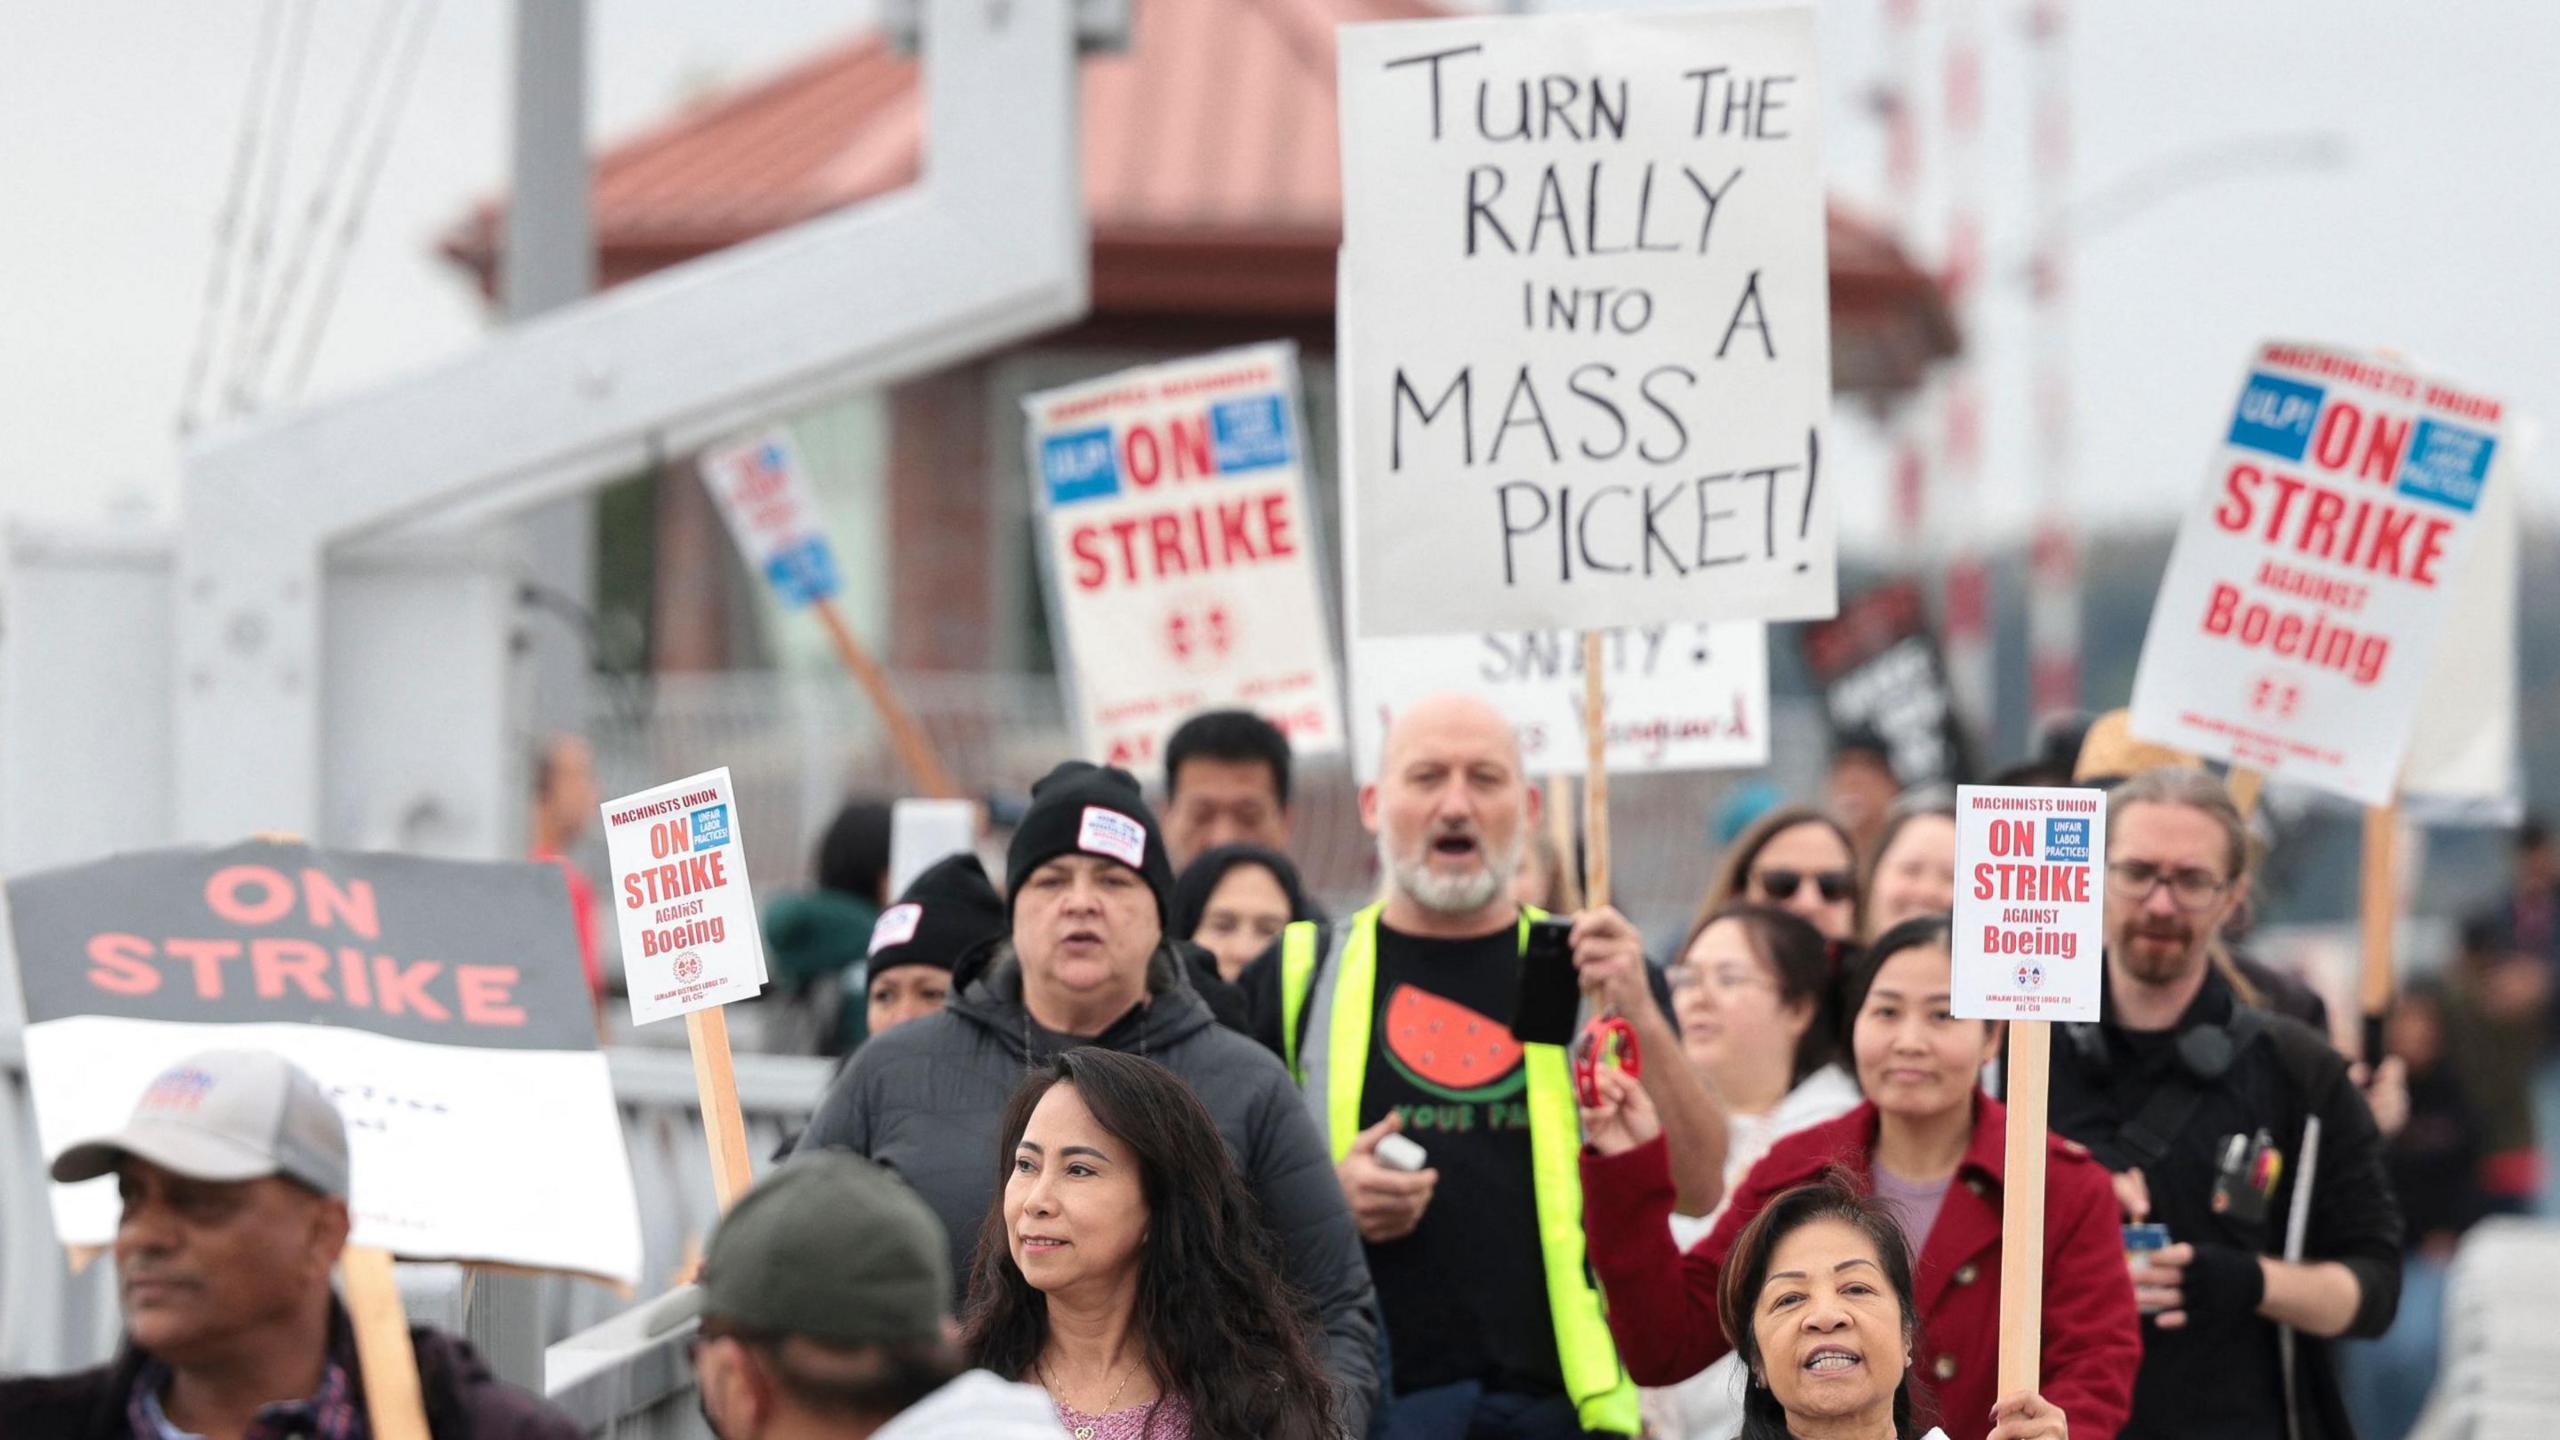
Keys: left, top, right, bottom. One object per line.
{"left": 797, "top": 938, "right": 1379, "bottom": 1436}
{"left": 0, "top": 1303, "right": 580, "bottom": 1439}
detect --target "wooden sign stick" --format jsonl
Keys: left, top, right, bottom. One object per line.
{"left": 2227, "top": 767, "right": 2265, "bottom": 820}
{"left": 1544, "top": 773, "right": 1584, "bottom": 914}
{"left": 342, "top": 1244, "right": 432, "bottom": 1440}
{"left": 1580, "top": 632, "right": 1611, "bottom": 911}
{"left": 1997, "top": 1018, "right": 2053, "bottom": 1400}
{"left": 2357, "top": 801, "right": 2400, "bottom": 1066}
{"left": 686, "top": 1006, "right": 756, "bottom": 1210}
{"left": 811, "top": 597, "right": 960, "bottom": 800}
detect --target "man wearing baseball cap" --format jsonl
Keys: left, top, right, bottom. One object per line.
{"left": 0, "top": 1049, "right": 579, "bottom": 1439}
{"left": 797, "top": 759, "right": 1381, "bottom": 1433}
{"left": 677, "top": 1152, "right": 1063, "bottom": 1438}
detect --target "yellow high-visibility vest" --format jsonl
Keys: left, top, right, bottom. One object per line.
{"left": 1280, "top": 904, "right": 1641, "bottom": 1436}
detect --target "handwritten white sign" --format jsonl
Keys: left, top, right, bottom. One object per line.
{"left": 1338, "top": 8, "right": 1836, "bottom": 637}
{"left": 1351, "top": 623, "right": 1769, "bottom": 779}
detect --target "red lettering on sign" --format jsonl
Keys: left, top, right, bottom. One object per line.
{"left": 370, "top": 957, "right": 449, "bottom": 1021}
{"left": 251, "top": 938, "right": 332, "bottom": 1001}
{"left": 455, "top": 965, "right": 527, "bottom": 1026}
{"left": 1168, "top": 416, "right": 1213, "bottom": 479}
{"left": 338, "top": 947, "right": 376, "bottom": 1008}
{"left": 302, "top": 872, "right": 380, "bottom": 939}
{"left": 88, "top": 933, "right": 160, "bottom": 996}
{"left": 206, "top": 866, "right": 294, "bottom": 927}
{"left": 1061, "top": 493, "right": 1301, "bottom": 593}
{"left": 1125, "top": 427, "right": 1162, "bottom": 488}
{"left": 167, "top": 937, "right": 242, "bottom": 998}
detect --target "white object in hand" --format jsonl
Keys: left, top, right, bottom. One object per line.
{"left": 1376, "top": 1134, "right": 1429, "bottom": 1173}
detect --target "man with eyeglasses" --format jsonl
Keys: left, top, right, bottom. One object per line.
{"left": 2047, "top": 766, "right": 2403, "bottom": 1440}
{"left": 661, "top": 1152, "right": 1064, "bottom": 1439}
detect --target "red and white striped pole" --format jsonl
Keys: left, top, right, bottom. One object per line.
{"left": 2025, "top": 0, "right": 2081, "bottom": 723}
{"left": 1882, "top": 0, "right": 1930, "bottom": 544}
{"left": 1937, "top": 0, "right": 1995, "bottom": 746}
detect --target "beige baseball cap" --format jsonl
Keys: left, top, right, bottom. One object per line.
{"left": 51, "top": 1049, "right": 351, "bottom": 1198}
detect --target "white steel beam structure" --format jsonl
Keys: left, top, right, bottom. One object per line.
{"left": 173, "top": 0, "right": 1087, "bottom": 842}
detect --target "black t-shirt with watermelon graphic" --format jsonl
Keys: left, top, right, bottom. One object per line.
{"left": 1361, "top": 919, "right": 1564, "bottom": 1400}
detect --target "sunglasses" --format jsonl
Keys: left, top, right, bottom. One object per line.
{"left": 1755, "top": 868, "right": 1854, "bottom": 905}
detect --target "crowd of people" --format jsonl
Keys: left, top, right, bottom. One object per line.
{"left": 21, "top": 691, "right": 2558, "bottom": 1440}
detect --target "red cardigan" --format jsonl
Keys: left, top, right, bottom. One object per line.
{"left": 1581, "top": 1093, "right": 2139, "bottom": 1440}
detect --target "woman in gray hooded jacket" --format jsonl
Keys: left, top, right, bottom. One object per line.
{"left": 796, "top": 761, "right": 1378, "bottom": 1437}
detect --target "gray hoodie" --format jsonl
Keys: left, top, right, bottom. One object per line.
{"left": 796, "top": 943, "right": 1379, "bottom": 1437}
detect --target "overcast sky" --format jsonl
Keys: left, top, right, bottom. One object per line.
{"left": 2, "top": 0, "right": 2549, "bottom": 547}
{"left": 0, "top": 0, "right": 869, "bottom": 524}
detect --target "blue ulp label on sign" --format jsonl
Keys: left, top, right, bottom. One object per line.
{"left": 2044, "top": 817, "right": 2090, "bottom": 864}
{"left": 690, "top": 804, "right": 732, "bottom": 849}
{"left": 1041, "top": 428, "right": 1119, "bottom": 505}
{"left": 1210, "top": 396, "right": 1293, "bottom": 472}
{"left": 763, "top": 537, "right": 840, "bottom": 606}
{"left": 2226, "top": 372, "right": 2324, "bottom": 461}
{"left": 2396, "top": 418, "right": 2495, "bottom": 513}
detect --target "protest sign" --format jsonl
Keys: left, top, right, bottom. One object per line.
{"left": 1024, "top": 343, "right": 1345, "bottom": 770}
{"left": 699, "top": 430, "right": 958, "bottom": 797}
{"left": 1801, "top": 580, "right": 1974, "bottom": 788}
{"left": 1337, "top": 7, "right": 1835, "bottom": 637}
{"left": 2129, "top": 342, "right": 2512, "bottom": 806}
{"left": 1947, "top": 783, "right": 2107, "bottom": 1400}
{"left": 9, "top": 840, "right": 642, "bottom": 1284}
{"left": 2401, "top": 464, "right": 2519, "bottom": 819}
{"left": 699, "top": 428, "right": 841, "bottom": 606}
{"left": 601, "top": 767, "right": 766, "bottom": 1025}
{"left": 888, "top": 798, "right": 978, "bottom": 898}
{"left": 1951, "top": 785, "right": 2105, "bottom": 1024}
{"left": 1351, "top": 622, "right": 1768, "bottom": 779}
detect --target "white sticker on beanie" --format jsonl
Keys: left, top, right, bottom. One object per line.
{"left": 868, "top": 903, "right": 923, "bottom": 956}
{"left": 1077, "top": 806, "right": 1147, "bottom": 869}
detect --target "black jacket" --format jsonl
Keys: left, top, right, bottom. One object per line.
{"left": 797, "top": 940, "right": 1379, "bottom": 1436}
{"left": 2050, "top": 966, "right": 2402, "bottom": 1440}
{"left": 0, "top": 1304, "right": 580, "bottom": 1440}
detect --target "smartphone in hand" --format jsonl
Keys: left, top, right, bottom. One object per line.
{"left": 1510, "top": 916, "right": 1581, "bottom": 1046}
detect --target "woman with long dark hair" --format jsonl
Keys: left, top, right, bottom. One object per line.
{"left": 1582, "top": 917, "right": 2139, "bottom": 1440}
{"left": 963, "top": 1047, "right": 1337, "bottom": 1440}
{"left": 1651, "top": 903, "right": 1864, "bottom": 1439}
{"left": 1712, "top": 1171, "right": 2068, "bottom": 1439}
{"left": 1702, "top": 806, "right": 1864, "bottom": 944}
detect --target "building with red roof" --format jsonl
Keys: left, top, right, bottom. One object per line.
{"left": 443, "top": 0, "right": 1956, "bottom": 673}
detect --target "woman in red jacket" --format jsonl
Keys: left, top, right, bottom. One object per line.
{"left": 1581, "top": 917, "right": 2140, "bottom": 1440}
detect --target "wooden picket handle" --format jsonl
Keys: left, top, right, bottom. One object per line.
{"left": 2358, "top": 802, "right": 2399, "bottom": 1064}
{"left": 1581, "top": 632, "right": 1611, "bottom": 911}
{"left": 1997, "top": 1019, "right": 2053, "bottom": 1399}
{"left": 2227, "top": 767, "right": 2265, "bottom": 820}
{"left": 1543, "top": 773, "right": 1584, "bottom": 914}
{"left": 342, "top": 1245, "right": 431, "bottom": 1440}
{"left": 687, "top": 1006, "right": 756, "bottom": 1210}
{"left": 811, "top": 597, "right": 959, "bottom": 800}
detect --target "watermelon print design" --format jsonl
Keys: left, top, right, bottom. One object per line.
{"left": 1383, "top": 984, "right": 1526, "bottom": 1103}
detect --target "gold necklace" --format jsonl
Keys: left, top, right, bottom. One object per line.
{"left": 1043, "top": 1356, "right": 1140, "bottom": 1440}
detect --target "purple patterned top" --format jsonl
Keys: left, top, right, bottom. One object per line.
{"left": 131, "top": 1357, "right": 362, "bottom": 1440}
{"left": 1053, "top": 1388, "right": 1193, "bottom": 1440}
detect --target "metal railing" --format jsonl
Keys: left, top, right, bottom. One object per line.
{"left": 2409, "top": 1218, "right": 2560, "bottom": 1440}
{"left": 0, "top": 1024, "right": 831, "bottom": 1386}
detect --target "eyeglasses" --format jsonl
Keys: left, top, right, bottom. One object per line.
{"left": 1670, "top": 963, "right": 1776, "bottom": 996}
{"left": 1755, "top": 868, "right": 1853, "bottom": 905}
{"left": 2106, "top": 861, "right": 2232, "bottom": 911}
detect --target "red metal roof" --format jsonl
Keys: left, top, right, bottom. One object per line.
{"left": 441, "top": 0, "right": 1956, "bottom": 384}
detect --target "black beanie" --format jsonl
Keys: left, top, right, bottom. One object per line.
{"left": 1006, "top": 761, "right": 1175, "bottom": 924}
{"left": 1170, "top": 843, "right": 1314, "bottom": 942}
{"left": 867, "top": 852, "right": 1006, "bottom": 982}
